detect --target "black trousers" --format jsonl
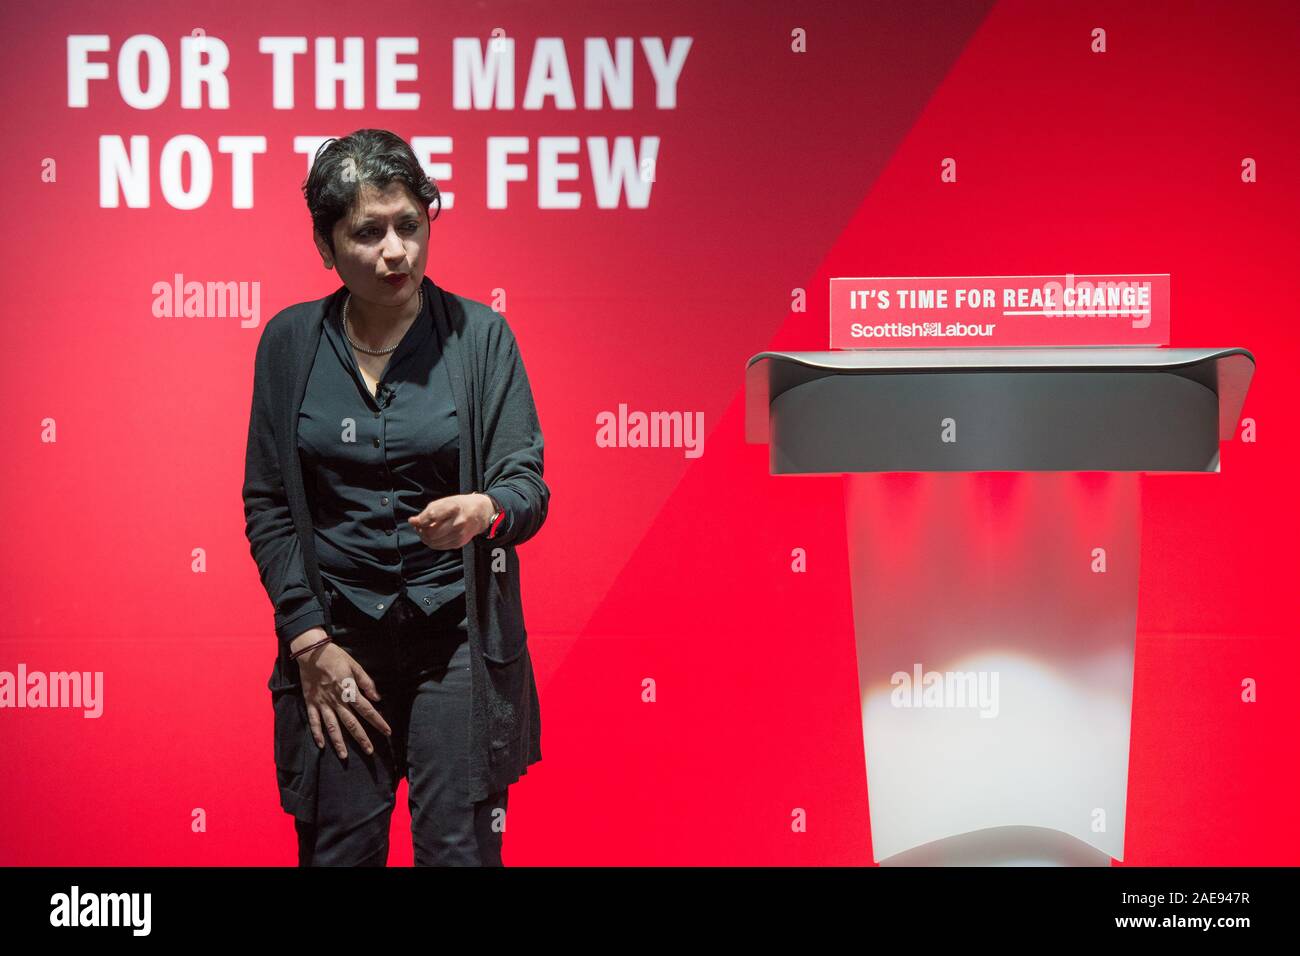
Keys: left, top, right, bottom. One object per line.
{"left": 294, "top": 585, "right": 508, "bottom": 866}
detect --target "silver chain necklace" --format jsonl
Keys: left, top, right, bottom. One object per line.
{"left": 342, "top": 287, "right": 423, "bottom": 356}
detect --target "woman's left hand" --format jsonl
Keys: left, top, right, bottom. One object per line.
{"left": 409, "top": 493, "right": 494, "bottom": 550}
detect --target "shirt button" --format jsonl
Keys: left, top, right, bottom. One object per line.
{"left": 381, "top": 497, "right": 389, "bottom": 505}
{"left": 423, "top": 597, "right": 431, "bottom": 605}
{"left": 385, "top": 528, "right": 393, "bottom": 536}
{"left": 373, "top": 411, "right": 381, "bottom": 419}
{"left": 376, "top": 602, "right": 385, "bottom": 611}
{"left": 372, "top": 438, "right": 380, "bottom": 447}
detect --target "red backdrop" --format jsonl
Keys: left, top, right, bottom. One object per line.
{"left": 2, "top": 0, "right": 1296, "bottom": 865}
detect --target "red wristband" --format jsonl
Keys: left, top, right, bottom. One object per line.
{"left": 290, "top": 636, "right": 333, "bottom": 660}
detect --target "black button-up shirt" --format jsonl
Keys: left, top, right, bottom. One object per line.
{"left": 296, "top": 288, "right": 465, "bottom": 623}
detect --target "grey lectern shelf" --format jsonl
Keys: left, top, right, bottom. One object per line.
{"left": 745, "top": 348, "right": 1255, "bottom": 473}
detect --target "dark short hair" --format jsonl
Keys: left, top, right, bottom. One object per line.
{"left": 302, "top": 129, "right": 442, "bottom": 256}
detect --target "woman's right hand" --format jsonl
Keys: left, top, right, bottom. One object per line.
{"left": 289, "top": 627, "right": 393, "bottom": 759}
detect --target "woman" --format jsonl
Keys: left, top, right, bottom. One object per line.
{"left": 242, "top": 128, "right": 548, "bottom": 866}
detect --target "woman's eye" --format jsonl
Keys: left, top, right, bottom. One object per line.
{"left": 359, "top": 224, "right": 417, "bottom": 239}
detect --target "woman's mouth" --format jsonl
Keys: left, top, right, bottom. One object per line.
{"left": 383, "top": 273, "right": 409, "bottom": 287}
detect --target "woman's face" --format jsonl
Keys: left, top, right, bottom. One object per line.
{"left": 318, "top": 179, "right": 429, "bottom": 310}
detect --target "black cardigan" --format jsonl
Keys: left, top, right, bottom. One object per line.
{"left": 242, "top": 275, "right": 548, "bottom": 818}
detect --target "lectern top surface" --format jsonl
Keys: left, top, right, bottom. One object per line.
{"left": 746, "top": 347, "right": 1253, "bottom": 372}
{"left": 744, "top": 347, "right": 1255, "bottom": 445}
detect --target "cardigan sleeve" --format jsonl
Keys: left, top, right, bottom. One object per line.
{"left": 242, "top": 327, "right": 327, "bottom": 647}
{"left": 480, "top": 312, "right": 550, "bottom": 548}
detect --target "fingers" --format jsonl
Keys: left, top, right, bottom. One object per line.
{"left": 410, "top": 496, "right": 474, "bottom": 545}
{"left": 353, "top": 668, "right": 382, "bottom": 703}
{"left": 351, "top": 669, "right": 393, "bottom": 737}
{"left": 416, "top": 521, "right": 472, "bottom": 550}
{"left": 308, "top": 692, "right": 386, "bottom": 760}
{"left": 350, "top": 695, "right": 393, "bottom": 738}
{"left": 409, "top": 499, "right": 447, "bottom": 528}
{"left": 306, "top": 702, "right": 325, "bottom": 750}
{"left": 314, "top": 701, "right": 348, "bottom": 759}
{"left": 333, "top": 700, "right": 376, "bottom": 757}
{"left": 313, "top": 700, "right": 372, "bottom": 759}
